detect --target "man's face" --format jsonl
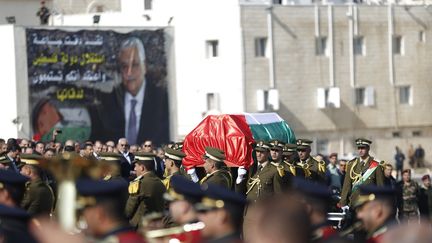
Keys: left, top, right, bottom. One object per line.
{"left": 357, "top": 146, "right": 369, "bottom": 158}
{"left": 403, "top": 172, "right": 411, "bottom": 182}
{"left": 423, "top": 178, "right": 431, "bottom": 188}
{"left": 256, "top": 150, "right": 269, "bottom": 163}
{"left": 142, "top": 141, "right": 153, "bottom": 153}
{"left": 20, "top": 140, "right": 29, "bottom": 149}
{"left": 44, "top": 150, "right": 55, "bottom": 158}
{"left": 84, "top": 146, "right": 94, "bottom": 157}
{"left": 134, "top": 163, "right": 144, "bottom": 176}
{"left": 1, "top": 145, "right": 7, "bottom": 152}
{"left": 164, "top": 158, "right": 173, "bottom": 171}
{"left": 35, "top": 143, "right": 45, "bottom": 154}
{"left": 169, "top": 200, "right": 194, "bottom": 224}
{"left": 384, "top": 166, "right": 392, "bottom": 178}
{"left": 356, "top": 201, "right": 380, "bottom": 233}
{"left": 129, "top": 145, "right": 138, "bottom": 154}
{"left": 20, "top": 165, "right": 31, "bottom": 177}
{"left": 329, "top": 156, "right": 337, "bottom": 165}
{"left": 82, "top": 206, "right": 102, "bottom": 237}
{"left": 297, "top": 148, "right": 310, "bottom": 161}
{"left": 119, "top": 46, "right": 145, "bottom": 96}
{"left": 270, "top": 148, "right": 282, "bottom": 162}
{"left": 339, "top": 161, "right": 346, "bottom": 172}
{"left": 117, "top": 139, "right": 128, "bottom": 153}
{"left": 197, "top": 209, "right": 222, "bottom": 238}
{"left": 93, "top": 143, "right": 102, "bottom": 154}
{"left": 36, "top": 102, "right": 61, "bottom": 135}
{"left": 203, "top": 158, "right": 214, "bottom": 174}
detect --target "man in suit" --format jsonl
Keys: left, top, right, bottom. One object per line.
{"left": 90, "top": 36, "right": 169, "bottom": 146}
{"left": 124, "top": 152, "right": 166, "bottom": 228}
{"left": 117, "top": 138, "right": 135, "bottom": 180}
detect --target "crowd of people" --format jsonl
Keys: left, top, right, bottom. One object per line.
{"left": 0, "top": 135, "right": 431, "bottom": 243}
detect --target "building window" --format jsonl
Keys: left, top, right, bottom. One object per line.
{"left": 315, "top": 36, "right": 328, "bottom": 56}
{"left": 353, "top": 36, "right": 365, "bottom": 56}
{"left": 316, "top": 139, "right": 329, "bottom": 155}
{"left": 392, "top": 131, "right": 401, "bottom": 138}
{"left": 412, "top": 131, "right": 422, "bottom": 137}
{"left": 206, "top": 40, "right": 219, "bottom": 58}
{"left": 355, "top": 87, "right": 375, "bottom": 106}
{"left": 255, "top": 37, "right": 267, "bottom": 57}
{"left": 419, "top": 31, "right": 426, "bottom": 43}
{"left": 399, "top": 85, "right": 412, "bottom": 105}
{"left": 393, "top": 35, "right": 404, "bottom": 55}
{"left": 317, "top": 87, "right": 340, "bottom": 109}
{"left": 144, "top": 0, "right": 152, "bottom": 10}
{"left": 355, "top": 87, "right": 365, "bottom": 105}
{"left": 206, "top": 93, "right": 219, "bottom": 111}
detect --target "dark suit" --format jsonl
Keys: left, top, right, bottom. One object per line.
{"left": 119, "top": 152, "right": 135, "bottom": 180}
{"left": 90, "top": 79, "right": 169, "bottom": 146}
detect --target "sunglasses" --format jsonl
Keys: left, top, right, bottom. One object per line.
{"left": 143, "top": 145, "right": 152, "bottom": 147}
{"left": 119, "top": 144, "right": 128, "bottom": 147}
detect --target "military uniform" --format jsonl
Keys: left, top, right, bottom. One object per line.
{"left": 397, "top": 178, "right": 420, "bottom": 222}
{"left": 282, "top": 143, "right": 305, "bottom": 178}
{"left": 19, "top": 154, "right": 54, "bottom": 217}
{"left": 162, "top": 148, "right": 188, "bottom": 190}
{"left": 296, "top": 139, "right": 326, "bottom": 183}
{"left": 243, "top": 142, "right": 284, "bottom": 202}
{"left": 76, "top": 179, "right": 146, "bottom": 243}
{"left": 0, "top": 204, "right": 37, "bottom": 243}
{"left": 125, "top": 152, "right": 166, "bottom": 228}
{"left": 201, "top": 147, "right": 232, "bottom": 189}
{"left": 99, "top": 152, "right": 123, "bottom": 181}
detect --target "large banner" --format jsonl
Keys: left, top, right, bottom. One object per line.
{"left": 27, "top": 28, "right": 169, "bottom": 145}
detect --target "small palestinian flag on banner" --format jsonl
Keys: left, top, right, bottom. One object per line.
{"left": 182, "top": 113, "right": 296, "bottom": 169}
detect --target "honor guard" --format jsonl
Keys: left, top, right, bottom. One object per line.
{"left": 98, "top": 152, "right": 123, "bottom": 181}
{"left": 125, "top": 152, "right": 166, "bottom": 228}
{"left": 269, "top": 139, "right": 285, "bottom": 164}
{"left": 162, "top": 148, "right": 187, "bottom": 190}
{"left": 0, "top": 204, "right": 38, "bottom": 243}
{"left": 353, "top": 185, "right": 396, "bottom": 243}
{"left": 296, "top": 139, "right": 326, "bottom": 183}
{"left": 196, "top": 183, "right": 246, "bottom": 243}
{"left": 0, "top": 169, "right": 29, "bottom": 207}
{"left": 76, "top": 179, "right": 146, "bottom": 242}
{"left": 282, "top": 143, "right": 305, "bottom": 177}
{"left": 340, "top": 138, "right": 384, "bottom": 208}
{"left": 200, "top": 147, "right": 232, "bottom": 189}
{"left": 292, "top": 178, "right": 339, "bottom": 243}
{"left": 19, "top": 154, "right": 55, "bottom": 217}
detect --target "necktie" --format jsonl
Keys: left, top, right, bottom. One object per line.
{"left": 127, "top": 99, "right": 137, "bottom": 145}
{"left": 258, "top": 164, "right": 263, "bottom": 172}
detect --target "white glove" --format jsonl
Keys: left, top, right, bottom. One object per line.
{"left": 236, "top": 166, "right": 247, "bottom": 184}
{"left": 341, "top": 205, "right": 350, "bottom": 213}
{"left": 187, "top": 168, "right": 199, "bottom": 183}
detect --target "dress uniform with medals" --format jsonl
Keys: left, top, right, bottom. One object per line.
{"left": 162, "top": 148, "right": 187, "bottom": 190}
{"left": 296, "top": 139, "right": 326, "bottom": 183}
{"left": 19, "top": 154, "right": 55, "bottom": 217}
{"left": 353, "top": 185, "right": 396, "bottom": 243}
{"left": 76, "top": 179, "right": 146, "bottom": 243}
{"left": 340, "top": 138, "right": 385, "bottom": 208}
{"left": 98, "top": 152, "right": 123, "bottom": 181}
{"left": 200, "top": 147, "right": 232, "bottom": 189}
{"left": 125, "top": 152, "right": 166, "bottom": 228}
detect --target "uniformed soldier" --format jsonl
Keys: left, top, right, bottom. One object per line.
{"left": 98, "top": 152, "right": 123, "bottom": 181}
{"left": 354, "top": 185, "right": 396, "bottom": 243}
{"left": 282, "top": 143, "right": 305, "bottom": 177}
{"left": 292, "top": 178, "right": 339, "bottom": 243}
{"left": 269, "top": 139, "right": 285, "bottom": 164}
{"left": 0, "top": 204, "right": 38, "bottom": 243}
{"left": 340, "top": 138, "right": 385, "bottom": 208}
{"left": 296, "top": 139, "right": 326, "bottom": 183}
{"left": 162, "top": 148, "right": 187, "bottom": 190}
{"left": 125, "top": 152, "right": 166, "bottom": 228}
{"left": 19, "top": 154, "right": 55, "bottom": 217}
{"left": 200, "top": 147, "right": 232, "bottom": 189}
{"left": 196, "top": 183, "right": 246, "bottom": 243}
{"left": 0, "top": 169, "right": 29, "bottom": 207}
{"left": 0, "top": 153, "right": 12, "bottom": 169}
{"left": 75, "top": 178, "right": 146, "bottom": 242}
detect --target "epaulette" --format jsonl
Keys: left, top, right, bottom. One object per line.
{"left": 348, "top": 158, "right": 357, "bottom": 164}
{"left": 318, "top": 160, "right": 326, "bottom": 173}
{"left": 128, "top": 180, "right": 140, "bottom": 194}
{"left": 271, "top": 162, "right": 285, "bottom": 177}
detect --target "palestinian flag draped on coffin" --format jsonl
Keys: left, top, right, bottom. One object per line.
{"left": 182, "top": 113, "right": 296, "bottom": 169}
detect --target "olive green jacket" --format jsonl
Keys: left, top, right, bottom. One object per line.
{"left": 244, "top": 162, "right": 284, "bottom": 202}
{"left": 125, "top": 172, "right": 166, "bottom": 228}
{"left": 200, "top": 169, "right": 232, "bottom": 189}
{"left": 340, "top": 157, "right": 384, "bottom": 207}
{"left": 21, "top": 178, "right": 54, "bottom": 216}
{"left": 298, "top": 157, "right": 326, "bottom": 183}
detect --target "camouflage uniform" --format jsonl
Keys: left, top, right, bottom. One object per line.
{"left": 398, "top": 180, "right": 420, "bottom": 223}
